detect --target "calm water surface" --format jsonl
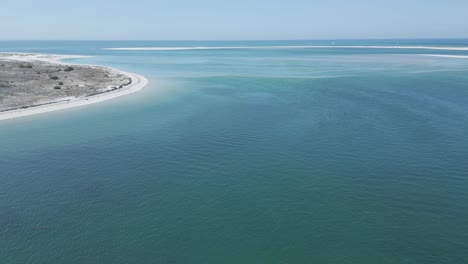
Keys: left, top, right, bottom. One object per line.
{"left": 1, "top": 40, "right": 468, "bottom": 263}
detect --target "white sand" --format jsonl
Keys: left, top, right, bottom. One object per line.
{"left": 0, "top": 53, "right": 91, "bottom": 63}
{"left": 0, "top": 53, "right": 149, "bottom": 121}
{"left": 423, "top": 54, "right": 468, "bottom": 59}
{"left": 104, "top": 45, "right": 468, "bottom": 51}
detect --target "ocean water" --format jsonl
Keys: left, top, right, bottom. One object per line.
{"left": 1, "top": 40, "right": 468, "bottom": 263}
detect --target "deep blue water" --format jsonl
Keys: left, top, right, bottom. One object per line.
{"left": 1, "top": 40, "right": 468, "bottom": 263}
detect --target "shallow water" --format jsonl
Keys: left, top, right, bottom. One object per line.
{"left": 1, "top": 40, "right": 468, "bottom": 263}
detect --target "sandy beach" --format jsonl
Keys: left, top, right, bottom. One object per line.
{"left": 0, "top": 53, "right": 148, "bottom": 121}
{"left": 104, "top": 45, "right": 468, "bottom": 51}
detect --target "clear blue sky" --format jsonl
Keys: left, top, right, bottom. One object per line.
{"left": 1, "top": 0, "right": 467, "bottom": 40}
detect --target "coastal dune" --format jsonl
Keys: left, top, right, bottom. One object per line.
{"left": 0, "top": 53, "right": 148, "bottom": 121}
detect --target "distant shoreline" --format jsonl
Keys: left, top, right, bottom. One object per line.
{"left": 0, "top": 53, "right": 148, "bottom": 121}
{"left": 104, "top": 45, "right": 468, "bottom": 51}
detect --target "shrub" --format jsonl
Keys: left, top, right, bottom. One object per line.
{"left": 54, "top": 86, "right": 61, "bottom": 90}
{"left": 50, "top": 76, "right": 59, "bottom": 80}
{"left": 64, "top": 66, "right": 74, "bottom": 72}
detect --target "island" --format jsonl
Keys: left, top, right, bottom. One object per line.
{"left": 0, "top": 53, "right": 148, "bottom": 120}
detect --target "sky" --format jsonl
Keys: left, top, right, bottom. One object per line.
{"left": 1, "top": 0, "right": 467, "bottom": 40}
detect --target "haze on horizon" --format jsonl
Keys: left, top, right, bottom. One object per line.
{"left": 1, "top": 0, "right": 467, "bottom": 40}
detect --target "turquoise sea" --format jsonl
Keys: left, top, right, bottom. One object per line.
{"left": 1, "top": 40, "right": 468, "bottom": 263}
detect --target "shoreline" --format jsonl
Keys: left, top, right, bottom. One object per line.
{"left": 104, "top": 45, "right": 468, "bottom": 51}
{"left": 0, "top": 53, "right": 149, "bottom": 121}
